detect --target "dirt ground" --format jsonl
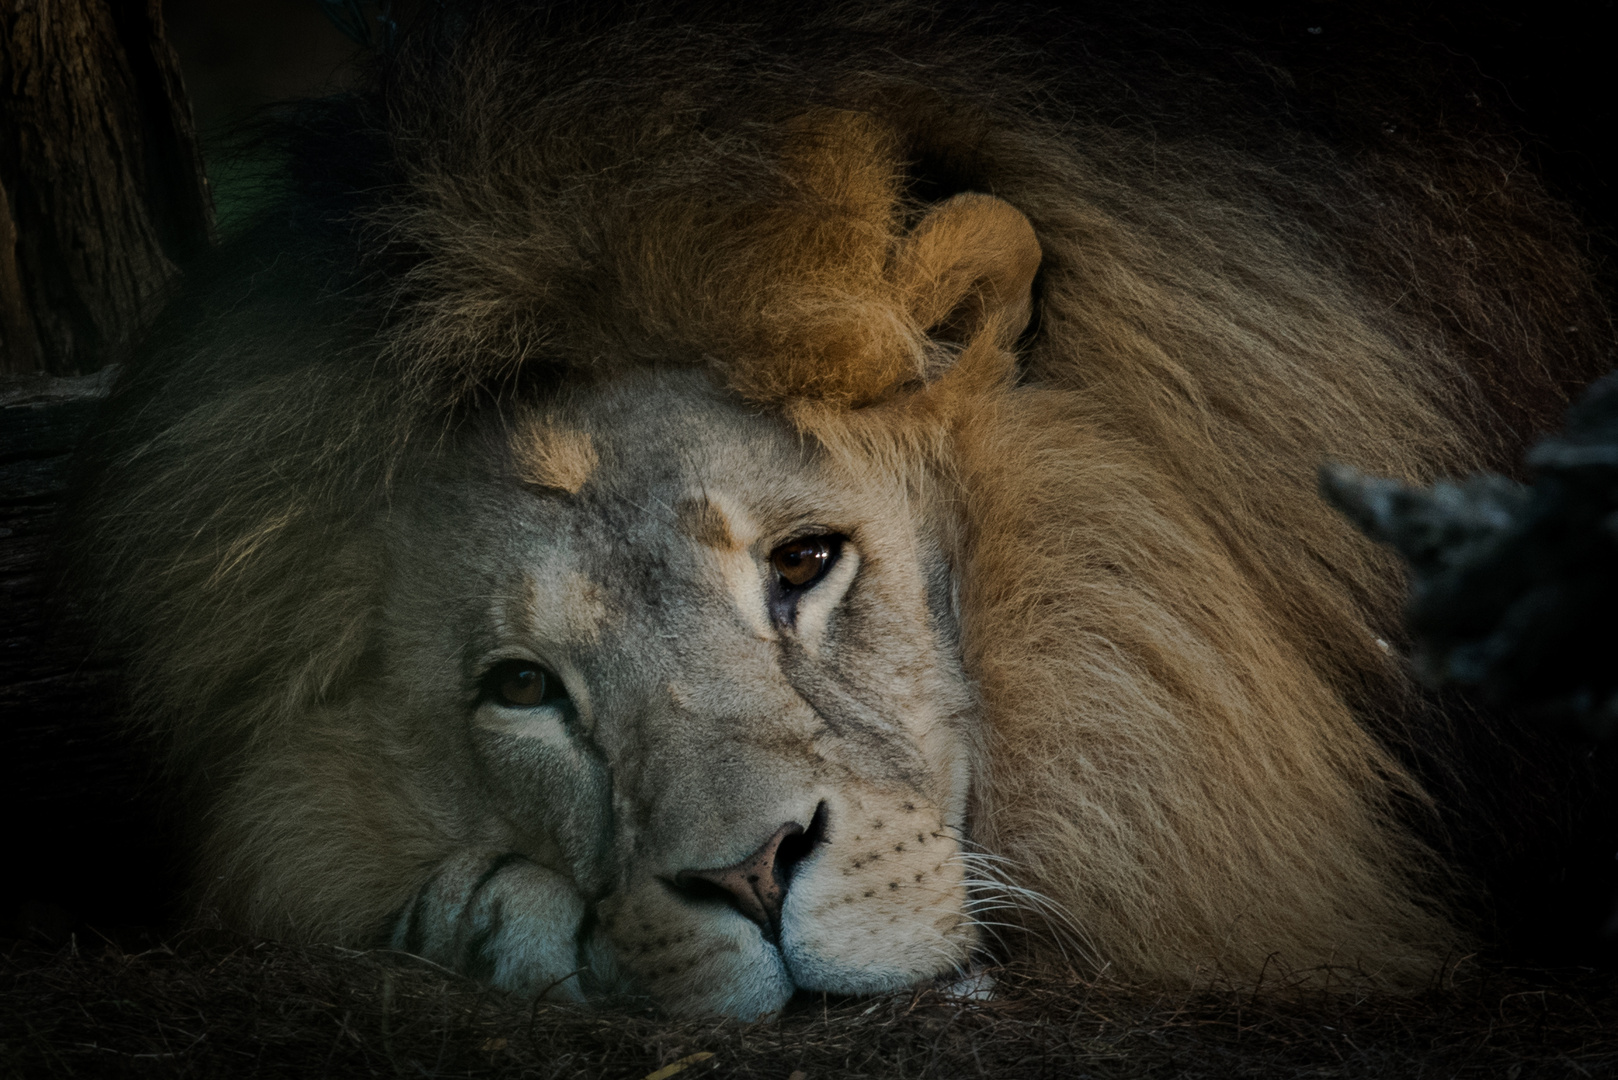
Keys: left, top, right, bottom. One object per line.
{"left": 5, "top": 929, "right": 1617, "bottom": 1079}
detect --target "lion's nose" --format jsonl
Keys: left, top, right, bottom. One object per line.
{"left": 672, "top": 803, "right": 826, "bottom": 941}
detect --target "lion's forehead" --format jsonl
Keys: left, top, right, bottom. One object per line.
{"left": 401, "top": 371, "right": 976, "bottom": 863}
{"left": 484, "top": 380, "right": 870, "bottom": 637}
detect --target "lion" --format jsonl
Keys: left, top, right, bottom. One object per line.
{"left": 69, "top": 1, "right": 1608, "bottom": 1017}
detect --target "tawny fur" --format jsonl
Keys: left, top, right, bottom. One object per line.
{"left": 71, "top": 1, "right": 1608, "bottom": 991}
{"left": 510, "top": 415, "right": 597, "bottom": 493}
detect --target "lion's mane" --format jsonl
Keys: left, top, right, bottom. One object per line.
{"left": 73, "top": 1, "right": 1609, "bottom": 985}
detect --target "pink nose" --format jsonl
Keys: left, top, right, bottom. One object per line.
{"left": 672, "top": 805, "right": 825, "bottom": 940}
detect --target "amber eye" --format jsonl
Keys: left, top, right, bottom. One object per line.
{"left": 481, "top": 660, "right": 561, "bottom": 709}
{"left": 770, "top": 536, "right": 837, "bottom": 589}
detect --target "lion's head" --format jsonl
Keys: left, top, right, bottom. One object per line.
{"left": 255, "top": 186, "right": 1037, "bottom": 1017}
{"left": 72, "top": 1, "right": 1606, "bottom": 1018}
{"left": 88, "top": 177, "right": 1043, "bottom": 1017}
{"left": 382, "top": 368, "right": 983, "bottom": 1014}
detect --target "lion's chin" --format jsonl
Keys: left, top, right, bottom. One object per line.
{"left": 779, "top": 911, "right": 977, "bottom": 999}
{"left": 580, "top": 921, "right": 795, "bottom": 1020}
{"left": 663, "top": 946, "right": 799, "bottom": 1021}
{"left": 585, "top": 934, "right": 968, "bottom": 1020}
{"left": 585, "top": 895, "right": 971, "bottom": 1018}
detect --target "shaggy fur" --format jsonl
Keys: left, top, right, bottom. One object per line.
{"left": 72, "top": 0, "right": 1609, "bottom": 999}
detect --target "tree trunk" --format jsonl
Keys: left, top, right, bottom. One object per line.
{"left": 1, "top": 0, "right": 211, "bottom": 935}
{"left": 0, "top": 0, "right": 212, "bottom": 375}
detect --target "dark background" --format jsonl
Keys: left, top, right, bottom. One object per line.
{"left": 161, "top": 1, "right": 1618, "bottom": 252}
{"left": 6, "top": 0, "right": 1618, "bottom": 958}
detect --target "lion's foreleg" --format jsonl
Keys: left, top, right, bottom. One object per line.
{"left": 390, "top": 850, "right": 588, "bottom": 1000}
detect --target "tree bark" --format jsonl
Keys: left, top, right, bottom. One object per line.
{"left": 0, "top": 0, "right": 212, "bottom": 375}
{"left": 0, "top": 0, "right": 209, "bottom": 932}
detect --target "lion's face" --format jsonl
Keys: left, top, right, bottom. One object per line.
{"left": 380, "top": 368, "right": 978, "bottom": 1016}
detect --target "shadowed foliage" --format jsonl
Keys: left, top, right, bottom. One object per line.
{"left": 1324, "top": 373, "right": 1618, "bottom": 737}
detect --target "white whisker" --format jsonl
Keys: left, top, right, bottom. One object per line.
{"left": 943, "top": 844, "right": 1099, "bottom": 968}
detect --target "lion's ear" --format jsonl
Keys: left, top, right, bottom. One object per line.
{"left": 892, "top": 193, "right": 1041, "bottom": 355}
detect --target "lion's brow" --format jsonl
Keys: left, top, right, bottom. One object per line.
{"left": 513, "top": 419, "right": 597, "bottom": 494}
{"left": 674, "top": 494, "right": 739, "bottom": 551}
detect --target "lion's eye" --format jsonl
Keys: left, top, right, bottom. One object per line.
{"left": 481, "top": 660, "right": 564, "bottom": 709}
{"left": 770, "top": 535, "right": 839, "bottom": 589}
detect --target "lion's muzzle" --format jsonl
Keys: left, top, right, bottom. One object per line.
{"left": 669, "top": 802, "right": 829, "bottom": 943}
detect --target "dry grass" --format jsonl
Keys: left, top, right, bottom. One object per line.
{"left": 5, "top": 929, "right": 1616, "bottom": 1078}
